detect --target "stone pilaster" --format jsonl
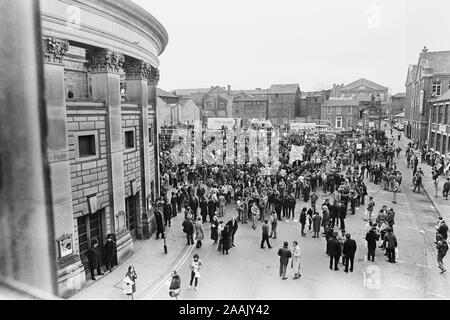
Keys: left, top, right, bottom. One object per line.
{"left": 87, "top": 48, "right": 133, "bottom": 262}
{"left": 42, "top": 36, "right": 85, "bottom": 297}
{"left": 123, "top": 58, "right": 151, "bottom": 239}
{"left": 147, "top": 66, "right": 161, "bottom": 198}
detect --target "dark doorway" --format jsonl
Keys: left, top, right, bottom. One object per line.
{"left": 77, "top": 209, "right": 104, "bottom": 277}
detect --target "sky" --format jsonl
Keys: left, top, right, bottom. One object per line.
{"left": 133, "top": 0, "right": 450, "bottom": 94}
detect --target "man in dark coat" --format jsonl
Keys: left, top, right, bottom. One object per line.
{"left": 383, "top": 228, "right": 398, "bottom": 263}
{"left": 343, "top": 233, "right": 357, "bottom": 272}
{"left": 104, "top": 234, "right": 116, "bottom": 272}
{"left": 87, "top": 239, "right": 103, "bottom": 280}
{"left": 154, "top": 205, "right": 165, "bottom": 240}
{"left": 277, "top": 241, "right": 292, "bottom": 280}
{"left": 365, "top": 226, "right": 379, "bottom": 262}
{"left": 226, "top": 216, "right": 239, "bottom": 247}
{"left": 327, "top": 232, "right": 341, "bottom": 271}
{"left": 207, "top": 197, "right": 216, "bottom": 222}
{"left": 170, "top": 192, "right": 178, "bottom": 217}
{"left": 261, "top": 220, "right": 272, "bottom": 249}
{"left": 163, "top": 199, "right": 173, "bottom": 227}
{"left": 200, "top": 196, "right": 208, "bottom": 223}
{"left": 182, "top": 216, "right": 195, "bottom": 245}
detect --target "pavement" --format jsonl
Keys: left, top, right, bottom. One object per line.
{"left": 71, "top": 206, "right": 195, "bottom": 300}
{"left": 72, "top": 127, "right": 450, "bottom": 300}
{"left": 394, "top": 129, "right": 450, "bottom": 222}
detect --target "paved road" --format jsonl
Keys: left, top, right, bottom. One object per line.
{"left": 145, "top": 141, "right": 450, "bottom": 300}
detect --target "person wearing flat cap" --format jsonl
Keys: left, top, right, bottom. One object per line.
{"left": 327, "top": 232, "right": 341, "bottom": 271}
{"left": 342, "top": 233, "right": 357, "bottom": 273}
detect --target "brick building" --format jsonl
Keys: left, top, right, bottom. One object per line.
{"left": 429, "top": 91, "right": 450, "bottom": 154}
{"left": 232, "top": 92, "right": 268, "bottom": 121}
{"left": 321, "top": 99, "right": 360, "bottom": 129}
{"left": 389, "top": 93, "right": 406, "bottom": 120}
{"left": 404, "top": 47, "right": 450, "bottom": 144}
{"left": 173, "top": 84, "right": 301, "bottom": 126}
{"left": 297, "top": 90, "right": 330, "bottom": 122}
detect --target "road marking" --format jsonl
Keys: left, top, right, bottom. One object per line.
{"left": 140, "top": 244, "right": 195, "bottom": 300}
{"left": 425, "top": 292, "right": 446, "bottom": 298}
{"left": 392, "top": 284, "right": 411, "bottom": 290}
{"left": 416, "top": 263, "right": 432, "bottom": 269}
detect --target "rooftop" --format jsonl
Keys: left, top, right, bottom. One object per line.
{"left": 268, "top": 84, "right": 300, "bottom": 94}
{"left": 322, "top": 99, "right": 360, "bottom": 107}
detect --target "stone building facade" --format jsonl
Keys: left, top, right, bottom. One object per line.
{"left": 39, "top": 0, "right": 168, "bottom": 297}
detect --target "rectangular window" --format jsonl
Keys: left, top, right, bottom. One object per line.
{"left": 327, "top": 107, "right": 332, "bottom": 115}
{"left": 336, "top": 107, "right": 341, "bottom": 115}
{"left": 78, "top": 135, "right": 96, "bottom": 157}
{"left": 439, "top": 105, "right": 444, "bottom": 124}
{"left": 347, "top": 106, "right": 352, "bottom": 114}
{"left": 327, "top": 117, "right": 332, "bottom": 126}
{"left": 346, "top": 117, "right": 352, "bottom": 127}
{"left": 433, "top": 83, "right": 442, "bottom": 96}
{"left": 336, "top": 117, "right": 342, "bottom": 128}
{"left": 432, "top": 105, "right": 437, "bottom": 123}
{"left": 446, "top": 104, "right": 450, "bottom": 125}
{"left": 125, "top": 130, "right": 135, "bottom": 149}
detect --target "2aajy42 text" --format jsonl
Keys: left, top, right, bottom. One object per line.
{"left": 179, "top": 304, "right": 270, "bottom": 317}
{"left": 165, "top": 128, "right": 283, "bottom": 166}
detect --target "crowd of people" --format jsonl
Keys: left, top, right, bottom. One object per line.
{"left": 151, "top": 124, "right": 416, "bottom": 296}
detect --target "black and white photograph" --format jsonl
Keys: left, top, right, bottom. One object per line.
{"left": 1, "top": 0, "right": 450, "bottom": 306}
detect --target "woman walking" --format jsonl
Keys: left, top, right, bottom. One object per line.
{"left": 210, "top": 215, "right": 218, "bottom": 245}
{"left": 188, "top": 254, "right": 203, "bottom": 290}
{"left": 169, "top": 270, "right": 181, "bottom": 300}
{"left": 123, "top": 266, "right": 137, "bottom": 300}
{"left": 195, "top": 217, "right": 204, "bottom": 248}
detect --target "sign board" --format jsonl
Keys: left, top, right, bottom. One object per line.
{"left": 57, "top": 234, "right": 73, "bottom": 259}
{"left": 290, "top": 122, "right": 317, "bottom": 131}
{"left": 368, "top": 122, "right": 375, "bottom": 128}
{"left": 356, "top": 143, "right": 362, "bottom": 150}
{"left": 289, "top": 145, "right": 304, "bottom": 164}
{"left": 207, "top": 118, "right": 236, "bottom": 130}
{"left": 88, "top": 195, "right": 98, "bottom": 214}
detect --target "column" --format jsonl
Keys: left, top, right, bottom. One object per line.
{"left": 87, "top": 48, "right": 133, "bottom": 262}
{"left": 123, "top": 58, "right": 151, "bottom": 239}
{"left": 148, "top": 67, "right": 161, "bottom": 198}
{"left": 42, "top": 36, "right": 85, "bottom": 297}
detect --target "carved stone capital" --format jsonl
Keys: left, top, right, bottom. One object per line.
{"left": 42, "top": 36, "right": 69, "bottom": 64}
{"left": 123, "top": 59, "right": 151, "bottom": 81}
{"left": 147, "top": 66, "right": 160, "bottom": 85}
{"left": 86, "top": 48, "right": 125, "bottom": 74}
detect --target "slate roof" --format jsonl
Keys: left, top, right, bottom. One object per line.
{"left": 424, "top": 51, "right": 450, "bottom": 74}
{"left": 268, "top": 84, "right": 300, "bottom": 94}
{"left": 156, "top": 88, "right": 177, "bottom": 98}
{"left": 433, "top": 89, "right": 450, "bottom": 103}
{"left": 341, "top": 78, "right": 388, "bottom": 91}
